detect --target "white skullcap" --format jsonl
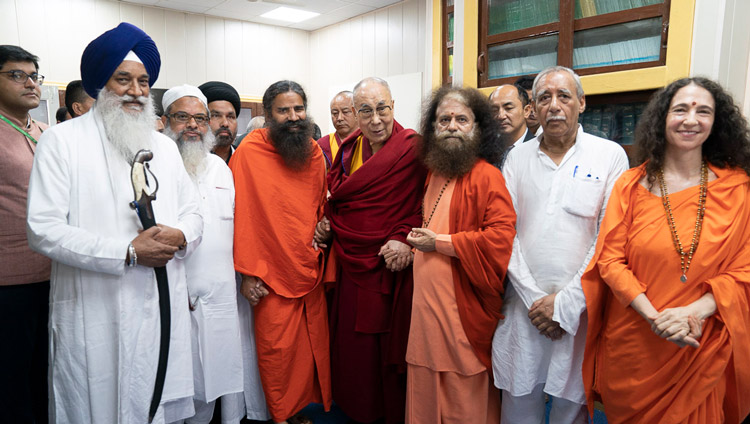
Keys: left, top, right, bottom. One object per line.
{"left": 162, "top": 84, "right": 208, "bottom": 113}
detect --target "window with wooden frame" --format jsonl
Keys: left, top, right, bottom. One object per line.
{"left": 477, "top": 0, "right": 670, "bottom": 88}
{"left": 442, "top": 0, "right": 455, "bottom": 85}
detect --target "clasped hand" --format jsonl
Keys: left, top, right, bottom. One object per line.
{"left": 240, "top": 275, "right": 269, "bottom": 306}
{"left": 649, "top": 307, "right": 703, "bottom": 348}
{"left": 313, "top": 217, "right": 332, "bottom": 251}
{"left": 528, "top": 293, "right": 566, "bottom": 340}
{"left": 406, "top": 228, "right": 436, "bottom": 252}
{"left": 378, "top": 239, "right": 413, "bottom": 272}
{"left": 130, "top": 224, "right": 185, "bottom": 267}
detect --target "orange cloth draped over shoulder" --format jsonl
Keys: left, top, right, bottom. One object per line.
{"left": 230, "top": 128, "right": 332, "bottom": 421}
{"left": 449, "top": 160, "right": 517, "bottom": 371}
{"left": 581, "top": 163, "right": 750, "bottom": 424}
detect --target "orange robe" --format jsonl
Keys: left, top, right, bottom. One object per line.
{"left": 229, "top": 128, "right": 332, "bottom": 422}
{"left": 582, "top": 164, "right": 750, "bottom": 424}
{"left": 406, "top": 160, "right": 515, "bottom": 423}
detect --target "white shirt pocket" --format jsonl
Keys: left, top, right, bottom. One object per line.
{"left": 561, "top": 175, "right": 605, "bottom": 219}
{"left": 208, "top": 185, "right": 234, "bottom": 221}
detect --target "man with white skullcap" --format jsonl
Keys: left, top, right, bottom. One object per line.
{"left": 160, "top": 85, "right": 268, "bottom": 423}
{"left": 27, "top": 23, "right": 203, "bottom": 423}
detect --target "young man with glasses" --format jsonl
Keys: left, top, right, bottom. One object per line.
{"left": 315, "top": 77, "right": 427, "bottom": 424}
{"left": 0, "top": 44, "right": 51, "bottom": 424}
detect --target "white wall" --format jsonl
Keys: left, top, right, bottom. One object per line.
{"left": 691, "top": 0, "right": 750, "bottom": 116}
{"left": 307, "top": 0, "right": 429, "bottom": 134}
{"left": 0, "top": 0, "right": 310, "bottom": 99}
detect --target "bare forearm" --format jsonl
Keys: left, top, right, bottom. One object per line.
{"left": 630, "top": 293, "right": 659, "bottom": 322}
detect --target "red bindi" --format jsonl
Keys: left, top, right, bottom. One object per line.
{"left": 692, "top": 101, "right": 696, "bottom": 106}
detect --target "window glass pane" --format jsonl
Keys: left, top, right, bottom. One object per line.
{"left": 488, "top": 35, "right": 558, "bottom": 80}
{"left": 448, "top": 13, "right": 454, "bottom": 43}
{"left": 573, "top": 18, "right": 661, "bottom": 69}
{"left": 447, "top": 0, "right": 454, "bottom": 6}
{"left": 448, "top": 48, "right": 454, "bottom": 77}
{"left": 579, "top": 102, "right": 647, "bottom": 145}
{"left": 575, "top": 0, "right": 663, "bottom": 19}
{"left": 488, "top": 0, "right": 559, "bottom": 35}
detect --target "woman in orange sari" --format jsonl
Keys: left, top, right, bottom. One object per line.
{"left": 582, "top": 77, "right": 750, "bottom": 424}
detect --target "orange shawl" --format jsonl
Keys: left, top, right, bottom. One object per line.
{"left": 230, "top": 128, "right": 327, "bottom": 297}
{"left": 582, "top": 163, "right": 750, "bottom": 423}
{"left": 449, "top": 160, "right": 517, "bottom": 371}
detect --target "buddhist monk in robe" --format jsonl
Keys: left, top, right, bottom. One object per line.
{"left": 318, "top": 90, "right": 358, "bottom": 170}
{"left": 406, "top": 86, "right": 516, "bottom": 423}
{"left": 582, "top": 77, "right": 750, "bottom": 424}
{"left": 319, "top": 77, "right": 427, "bottom": 423}
{"left": 231, "top": 80, "right": 331, "bottom": 424}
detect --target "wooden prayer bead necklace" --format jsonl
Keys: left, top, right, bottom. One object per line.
{"left": 658, "top": 161, "right": 708, "bottom": 283}
{"left": 422, "top": 178, "right": 451, "bottom": 227}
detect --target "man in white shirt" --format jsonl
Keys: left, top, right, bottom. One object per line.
{"left": 492, "top": 66, "right": 628, "bottom": 424}
{"left": 27, "top": 23, "right": 203, "bottom": 423}
{"left": 161, "top": 85, "right": 259, "bottom": 424}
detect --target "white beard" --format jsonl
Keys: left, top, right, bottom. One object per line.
{"left": 96, "top": 88, "right": 157, "bottom": 164}
{"left": 163, "top": 125, "right": 215, "bottom": 180}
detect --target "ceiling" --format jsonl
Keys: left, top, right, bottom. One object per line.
{"left": 119, "top": 0, "right": 404, "bottom": 31}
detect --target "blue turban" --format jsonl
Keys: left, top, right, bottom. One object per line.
{"left": 80, "top": 22, "right": 161, "bottom": 98}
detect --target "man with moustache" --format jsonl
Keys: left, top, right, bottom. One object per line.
{"left": 489, "top": 84, "right": 534, "bottom": 168}
{"left": 199, "top": 81, "right": 242, "bottom": 164}
{"left": 515, "top": 75, "right": 541, "bottom": 136}
{"left": 230, "top": 80, "right": 331, "bottom": 424}
{"left": 26, "top": 23, "right": 203, "bottom": 423}
{"left": 316, "top": 77, "right": 427, "bottom": 424}
{"left": 406, "top": 86, "right": 515, "bottom": 424}
{"left": 0, "top": 44, "right": 51, "bottom": 424}
{"left": 317, "top": 91, "right": 358, "bottom": 169}
{"left": 161, "top": 85, "right": 258, "bottom": 424}
{"left": 492, "top": 66, "right": 628, "bottom": 423}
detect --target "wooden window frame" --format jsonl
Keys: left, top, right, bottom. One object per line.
{"left": 442, "top": 0, "right": 455, "bottom": 85}
{"left": 477, "top": 0, "right": 671, "bottom": 88}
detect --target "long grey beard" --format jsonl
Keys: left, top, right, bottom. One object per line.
{"left": 164, "top": 126, "right": 215, "bottom": 179}
{"left": 96, "top": 88, "right": 157, "bottom": 164}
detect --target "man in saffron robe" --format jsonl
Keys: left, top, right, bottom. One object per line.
{"left": 318, "top": 90, "right": 358, "bottom": 170}
{"left": 319, "top": 77, "right": 427, "bottom": 424}
{"left": 230, "top": 80, "right": 331, "bottom": 424}
{"left": 406, "top": 86, "right": 515, "bottom": 423}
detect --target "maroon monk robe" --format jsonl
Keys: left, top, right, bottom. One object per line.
{"left": 326, "top": 121, "right": 427, "bottom": 424}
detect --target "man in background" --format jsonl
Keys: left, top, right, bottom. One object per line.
{"left": 65, "top": 79, "right": 94, "bottom": 118}
{"left": 199, "top": 81, "right": 241, "bottom": 164}
{"left": 515, "top": 75, "right": 541, "bottom": 136}
{"left": 317, "top": 90, "right": 358, "bottom": 169}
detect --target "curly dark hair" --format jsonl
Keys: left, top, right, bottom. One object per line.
{"left": 635, "top": 77, "right": 750, "bottom": 185}
{"left": 419, "top": 85, "right": 503, "bottom": 165}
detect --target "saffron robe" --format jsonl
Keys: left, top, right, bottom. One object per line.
{"left": 326, "top": 121, "right": 427, "bottom": 423}
{"left": 406, "top": 161, "right": 515, "bottom": 423}
{"left": 582, "top": 164, "right": 750, "bottom": 423}
{"left": 26, "top": 109, "right": 203, "bottom": 423}
{"left": 229, "top": 128, "right": 331, "bottom": 422}
{"left": 317, "top": 132, "right": 343, "bottom": 170}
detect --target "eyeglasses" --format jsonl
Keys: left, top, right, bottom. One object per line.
{"left": 357, "top": 105, "right": 392, "bottom": 120}
{"left": 0, "top": 70, "right": 44, "bottom": 85}
{"left": 167, "top": 112, "right": 209, "bottom": 125}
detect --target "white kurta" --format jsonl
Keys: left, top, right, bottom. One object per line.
{"left": 184, "top": 155, "right": 243, "bottom": 405}
{"left": 27, "top": 108, "right": 203, "bottom": 424}
{"left": 492, "top": 125, "right": 628, "bottom": 404}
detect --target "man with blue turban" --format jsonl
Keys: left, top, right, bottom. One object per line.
{"left": 26, "top": 22, "right": 203, "bottom": 423}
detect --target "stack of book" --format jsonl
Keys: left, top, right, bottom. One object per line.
{"left": 488, "top": 0, "right": 559, "bottom": 35}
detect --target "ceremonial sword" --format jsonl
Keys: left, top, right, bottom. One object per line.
{"left": 130, "top": 150, "right": 171, "bottom": 423}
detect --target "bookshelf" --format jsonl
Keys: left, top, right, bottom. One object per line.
{"left": 477, "top": 0, "right": 670, "bottom": 87}
{"left": 442, "top": 0, "right": 455, "bottom": 85}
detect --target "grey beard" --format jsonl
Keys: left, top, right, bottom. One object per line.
{"left": 163, "top": 125, "right": 215, "bottom": 179}
{"left": 96, "top": 87, "right": 156, "bottom": 164}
